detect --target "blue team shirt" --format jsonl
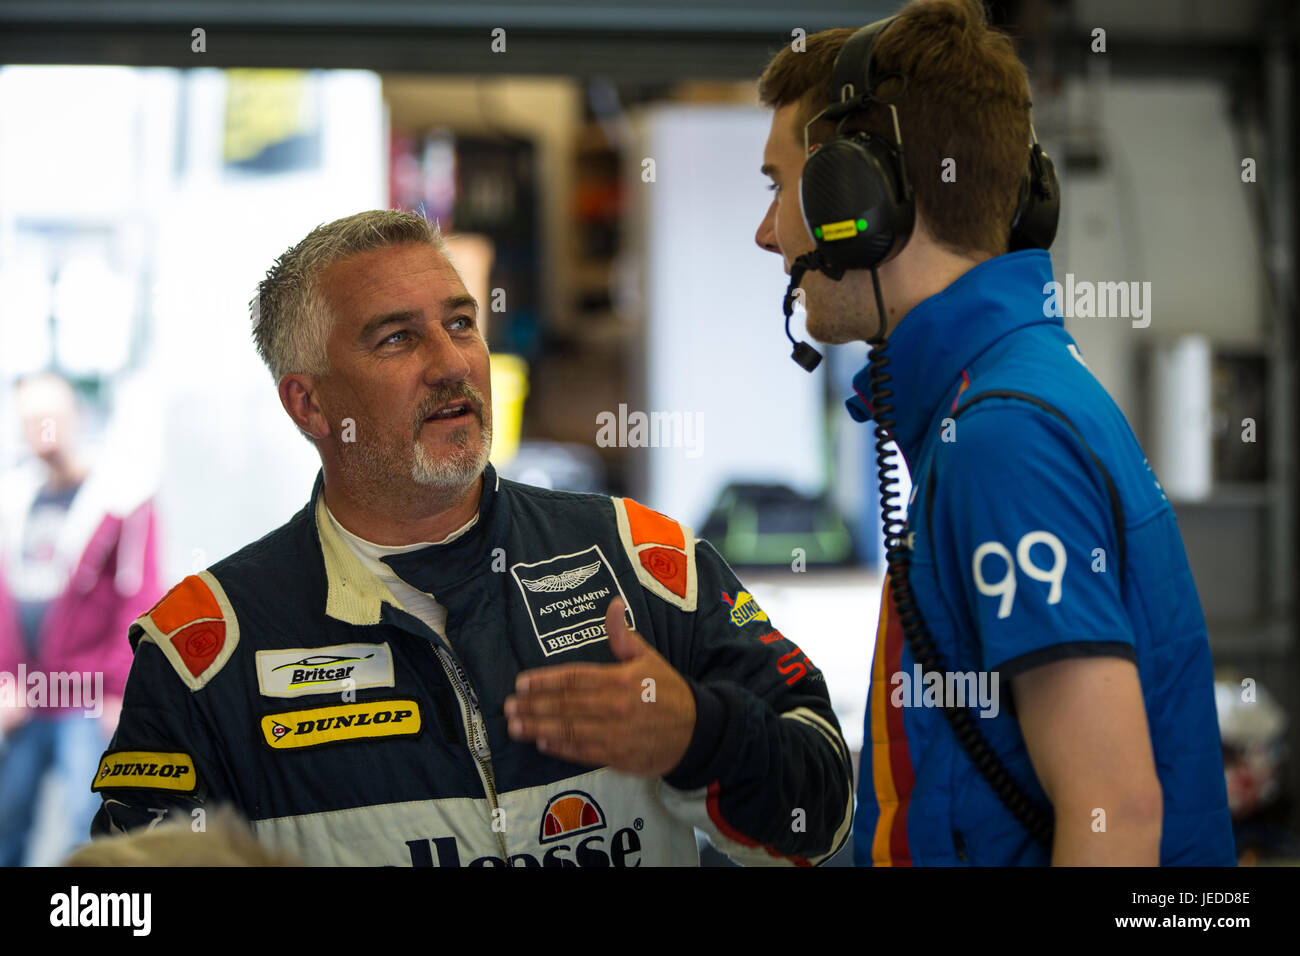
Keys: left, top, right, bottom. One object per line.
{"left": 846, "top": 250, "right": 1235, "bottom": 866}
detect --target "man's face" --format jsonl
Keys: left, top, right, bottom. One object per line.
{"left": 314, "top": 242, "right": 493, "bottom": 495}
{"left": 15, "top": 376, "right": 78, "bottom": 464}
{"left": 756, "top": 102, "right": 871, "bottom": 345}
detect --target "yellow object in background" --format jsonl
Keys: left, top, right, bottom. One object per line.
{"left": 489, "top": 353, "right": 528, "bottom": 466}
{"left": 222, "top": 69, "right": 318, "bottom": 167}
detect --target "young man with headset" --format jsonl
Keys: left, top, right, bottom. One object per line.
{"left": 754, "top": 0, "right": 1235, "bottom": 865}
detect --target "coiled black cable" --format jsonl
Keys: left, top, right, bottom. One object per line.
{"left": 865, "top": 266, "right": 1055, "bottom": 852}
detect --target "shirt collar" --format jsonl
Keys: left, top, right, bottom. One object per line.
{"left": 845, "top": 249, "right": 1058, "bottom": 465}
{"left": 311, "top": 464, "right": 500, "bottom": 625}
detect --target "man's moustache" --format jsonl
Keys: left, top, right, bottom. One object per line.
{"left": 417, "top": 386, "right": 484, "bottom": 426}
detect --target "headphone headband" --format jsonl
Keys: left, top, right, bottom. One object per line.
{"left": 799, "top": 12, "right": 1057, "bottom": 279}
{"left": 823, "top": 16, "right": 899, "bottom": 121}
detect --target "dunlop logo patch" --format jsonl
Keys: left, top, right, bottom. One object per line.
{"left": 260, "top": 699, "right": 422, "bottom": 750}
{"left": 93, "top": 751, "right": 197, "bottom": 792}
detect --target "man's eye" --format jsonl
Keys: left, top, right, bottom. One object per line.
{"left": 381, "top": 330, "right": 409, "bottom": 345}
{"left": 768, "top": 182, "right": 782, "bottom": 194}
{"left": 449, "top": 315, "right": 474, "bottom": 331}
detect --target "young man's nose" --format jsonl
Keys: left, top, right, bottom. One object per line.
{"left": 755, "top": 204, "right": 781, "bottom": 254}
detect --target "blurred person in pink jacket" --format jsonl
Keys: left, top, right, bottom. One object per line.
{"left": 0, "top": 372, "right": 162, "bottom": 866}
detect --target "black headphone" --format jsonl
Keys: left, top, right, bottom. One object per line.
{"left": 798, "top": 15, "right": 1060, "bottom": 276}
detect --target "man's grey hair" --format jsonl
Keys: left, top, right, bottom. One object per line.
{"left": 250, "top": 209, "right": 448, "bottom": 383}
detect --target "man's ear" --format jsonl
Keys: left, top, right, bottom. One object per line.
{"left": 278, "top": 374, "right": 331, "bottom": 440}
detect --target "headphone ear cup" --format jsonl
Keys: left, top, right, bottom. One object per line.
{"left": 1009, "top": 145, "right": 1060, "bottom": 251}
{"left": 800, "top": 134, "right": 914, "bottom": 271}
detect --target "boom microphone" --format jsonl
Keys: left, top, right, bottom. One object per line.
{"left": 783, "top": 253, "right": 830, "bottom": 372}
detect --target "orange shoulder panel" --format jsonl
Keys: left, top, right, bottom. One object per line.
{"left": 149, "top": 574, "right": 223, "bottom": 633}
{"left": 638, "top": 546, "right": 688, "bottom": 599}
{"left": 622, "top": 497, "right": 685, "bottom": 550}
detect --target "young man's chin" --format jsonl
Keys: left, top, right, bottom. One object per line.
{"left": 804, "top": 314, "right": 864, "bottom": 347}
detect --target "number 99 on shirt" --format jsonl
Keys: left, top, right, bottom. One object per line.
{"left": 972, "top": 530, "right": 1067, "bottom": 619}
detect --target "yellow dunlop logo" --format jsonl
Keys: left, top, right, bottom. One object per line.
{"left": 93, "top": 751, "right": 197, "bottom": 792}
{"left": 728, "top": 591, "right": 768, "bottom": 628}
{"left": 261, "top": 699, "right": 421, "bottom": 749}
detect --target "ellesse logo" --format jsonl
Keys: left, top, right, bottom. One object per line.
{"left": 539, "top": 790, "right": 606, "bottom": 843}
{"left": 407, "top": 788, "right": 645, "bottom": 867}
{"left": 260, "top": 700, "right": 422, "bottom": 750}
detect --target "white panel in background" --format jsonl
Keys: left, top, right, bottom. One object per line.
{"left": 150, "top": 69, "right": 387, "bottom": 579}
{"left": 0, "top": 67, "right": 142, "bottom": 219}
{"left": 636, "top": 105, "right": 823, "bottom": 527}
{"left": 1150, "top": 335, "right": 1213, "bottom": 501}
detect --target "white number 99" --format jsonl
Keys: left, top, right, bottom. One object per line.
{"left": 1016, "top": 531, "right": 1066, "bottom": 605}
{"left": 972, "top": 541, "right": 1016, "bottom": 619}
{"left": 972, "top": 530, "right": 1067, "bottom": 619}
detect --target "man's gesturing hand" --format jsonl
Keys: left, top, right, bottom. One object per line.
{"left": 504, "top": 597, "right": 697, "bottom": 777}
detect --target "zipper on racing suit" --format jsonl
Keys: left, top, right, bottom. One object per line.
{"left": 423, "top": 641, "right": 509, "bottom": 862}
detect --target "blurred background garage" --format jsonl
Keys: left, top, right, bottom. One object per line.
{"left": 0, "top": 0, "right": 1295, "bottom": 865}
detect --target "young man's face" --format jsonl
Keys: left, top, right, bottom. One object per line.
{"left": 756, "top": 102, "right": 873, "bottom": 345}
{"left": 314, "top": 242, "right": 493, "bottom": 495}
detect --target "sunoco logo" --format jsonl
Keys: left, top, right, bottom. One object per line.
{"left": 407, "top": 790, "right": 644, "bottom": 867}
{"left": 720, "top": 590, "right": 767, "bottom": 628}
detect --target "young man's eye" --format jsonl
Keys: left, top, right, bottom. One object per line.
{"left": 768, "top": 182, "right": 782, "bottom": 195}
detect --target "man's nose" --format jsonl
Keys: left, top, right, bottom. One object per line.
{"left": 755, "top": 202, "right": 780, "bottom": 254}
{"left": 422, "top": 326, "right": 472, "bottom": 385}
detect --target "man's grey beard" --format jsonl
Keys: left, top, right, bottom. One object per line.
{"left": 333, "top": 381, "right": 493, "bottom": 499}
{"left": 410, "top": 414, "right": 493, "bottom": 488}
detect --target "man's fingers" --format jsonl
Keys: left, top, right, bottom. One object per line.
{"left": 505, "top": 686, "right": 608, "bottom": 720}
{"left": 515, "top": 662, "right": 613, "bottom": 695}
{"left": 507, "top": 713, "right": 609, "bottom": 756}
{"left": 538, "top": 735, "right": 616, "bottom": 769}
{"left": 605, "top": 598, "right": 648, "bottom": 662}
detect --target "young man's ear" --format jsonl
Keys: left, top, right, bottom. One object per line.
{"left": 278, "top": 374, "right": 331, "bottom": 440}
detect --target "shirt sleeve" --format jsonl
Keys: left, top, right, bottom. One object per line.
{"left": 89, "top": 638, "right": 231, "bottom": 840}
{"left": 930, "top": 403, "right": 1135, "bottom": 679}
{"left": 656, "top": 540, "right": 854, "bottom": 866}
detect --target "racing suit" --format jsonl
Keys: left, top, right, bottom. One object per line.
{"left": 848, "top": 249, "right": 1235, "bottom": 865}
{"left": 90, "top": 466, "right": 853, "bottom": 866}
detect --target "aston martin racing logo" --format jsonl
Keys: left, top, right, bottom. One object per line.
{"left": 510, "top": 546, "right": 634, "bottom": 657}
{"left": 519, "top": 561, "right": 602, "bottom": 594}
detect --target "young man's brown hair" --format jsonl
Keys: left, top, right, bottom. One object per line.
{"left": 757, "top": 0, "right": 1032, "bottom": 258}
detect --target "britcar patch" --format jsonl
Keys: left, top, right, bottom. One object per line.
{"left": 260, "top": 699, "right": 422, "bottom": 750}
{"left": 93, "top": 751, "right": 197, "bottom": 792}
{"left": 510, "top": 546, "right": 634, "bottom": 657}
{"left": 255, "top": 643, "right": 395, "bottom": 699}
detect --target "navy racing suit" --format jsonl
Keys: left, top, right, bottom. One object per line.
{"left": 91, "top": 466, "right": 853, "bottom": 866}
